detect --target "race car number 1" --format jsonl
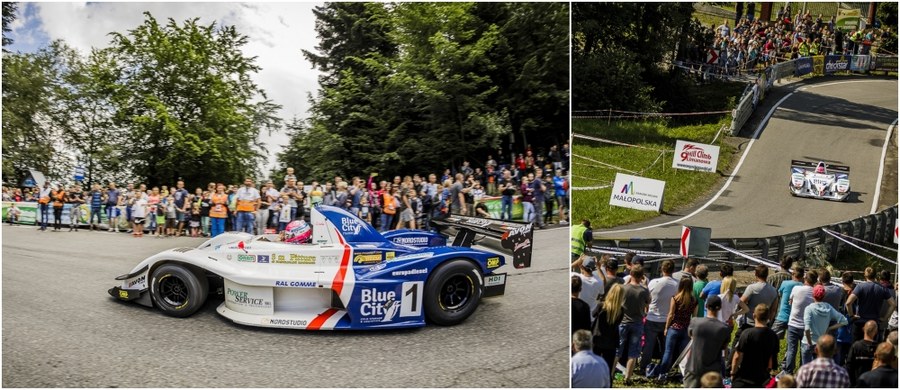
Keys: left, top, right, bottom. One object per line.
{"left": 400, "top": 281, "right": 423, "bottom": 318}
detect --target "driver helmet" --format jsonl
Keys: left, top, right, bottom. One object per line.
{"left": 284, "top": 220, "right": 312, "bottom": 244}
{"left": 815, "top": 162, "right": 826, "bottom": 174}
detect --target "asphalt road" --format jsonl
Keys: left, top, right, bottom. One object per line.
{"left": 2, "top": 224, "right": 569, "bottom": 387}
{"left": 602, "top": 79, "right": 898, "bottom": 239}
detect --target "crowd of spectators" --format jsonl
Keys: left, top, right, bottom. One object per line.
{"left": 690, "top": 5, "right": 886, "bottom": 76}
{"left": 571, "top": 253, "right": 898, "bottom": 388}
{"left": 2, "top": 143, "right": 571, "bottom": 237}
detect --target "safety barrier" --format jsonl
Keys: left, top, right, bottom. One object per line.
{"left": 591, "top": 205, "right": 897, "bottom": 270}
{"left": 729, "top": 54, "right": 899, "bottom": 135}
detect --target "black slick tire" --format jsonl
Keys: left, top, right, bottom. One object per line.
{"left": 150, "top": 264, "right": 208, "bottom": 318}
{"left": 423, "top": 259, "right": 483, "bottom": 326}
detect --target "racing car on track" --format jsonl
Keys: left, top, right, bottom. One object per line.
{"left": 789, "top": 160, "right": 850, "bottom": 201}
{"left": 109, "top": 205, "right": 533, "bottom": 330}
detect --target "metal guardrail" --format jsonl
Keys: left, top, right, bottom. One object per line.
{"left": 728, "top": 55, "right": 899, "bottom": 135}
{"left": 591, "top": 205, "right": 897, "bottom": 272}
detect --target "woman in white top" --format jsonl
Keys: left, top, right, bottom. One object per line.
{"left": 131, "top": 191, "right": 148, "bottom": 238}
{"left": 717, "top": 276, "right": 750, "bottom": 328}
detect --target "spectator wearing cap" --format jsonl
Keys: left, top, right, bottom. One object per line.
{"left": 570, "top": 256, "right": 604, "bottom": 322}
{"left": 571, "top": 329, "right": 610, "bottom": 388}
{"left": 619, "top": 264, "right": 650, "bottom": 383}
{"left": 782, "top": 269, "right": 818, "bottom": 376}
{"left": 856, "top": 341, "right": 898, "bottom": 387}
{"left": 802, "top": 284, "right": 847, "bottom": 366}
{"left": 794, "top": 334, "right": 849, "bottom": 388}
{"left": 683, "top": 295, "right": 731, "bottom": 388}
{"left": 672, "top": 258, "right": 699, "bottom": 282}
{"left": 571, "top": 276, "right": 591, "bottom": 335}
{"left": 640, "top": 259, "right": 679, "bottom": 376}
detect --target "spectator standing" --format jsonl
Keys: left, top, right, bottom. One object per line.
{"left": 572, "top": 276, "right": 591, "bottom": 334}
{"left": 717, "top": 276, "right": 750, "bottom": 329}
{"left": 571, "top": 329, "right": 611, "bottom": 388}
{"left": 767, "top": 255, "right": 794, "bottom": 292}
{"left": 693, "top": 265, "right": 710, "bottom": 317}
{"left": 531, "top": 168, "right": 547, "bottom": 229}
{"left": 572, "top": 256, "right": 605, "bottom": 319}
{"left": 450, "top": 174, "right": 467, "bottom": 216}
{"left": 38, "top": 181, "right": 52, "bottom": 231}
{"left": 649, "top": 276, "right": 697, "bottom": 381}
{"left": 51, "top": 185, "right": 66, "bottom": 231}
{"left": 561, "top": 143, "right": 570, "bottom": 171}
{"left": 209, "top": 184, "right": 228, "bottom": 237}
{"left": 283, "top": 167, "right": 296, "bottom": 183}
{"left": 266, "top": 181, "right": 282, "bottom": 228}
{"left": 802, "top": 285, "right": 847, "bottom": 365}
{"left": 552, "top": 170, "right": 568, "bottom": 225}
{"left": 146, "top": 187, "right": 161, "bottom": 236}
{"left": 131, "top": 191, "right": 147, "bottom": 237}
{"left": 7, "top": 203, "right": 21, "bottom": 224}
{"left": 498, "top": 170, "right": 516, "bottom": 221}
{"left": 520, "top": 175, "right": 534, "bottom": 224}
{"left": 672, "top": 258, "right": 699, "bottom": 282}
{"left": 731, "top": 304, "right": 780, "bottom": 388}
{"left": 773, "top": 266, "right": 805, "bottom": 339}
{"left": 67, "top": 185, "right": 84, "bottom": 231}
{"left": 818, "top": 269, "right": 845, "bottom": 314}
{"left": 846, "top": 320, "right": 878, "bottom": 385}
{"left": 199, "top": 190, "right": 211, "bottom": 237}
{"left": 683, "top": 295, "right": 731, "bottom": 388}
{"left": 171, "top": 181, "right": 189, "bottom": 236}
{"left": 793, "top": 335, "right": 849, "bottom": 388}
{"left": 281, "top": 179, "right": 302, "bottom": 221}
{"left": 256, "top": 183, "right": 270, "bottom": 235}
{"left": 619, "top": 264, "right": 650, "bottom": 383}
{"left": 593, "top": 283, "right": 625, "bottom": 377}
{"left": 846, "top": 267, "right": 896, "bottom": 342}
{"left": 855, "top": 342, "right": 898, "bottom": 387}
{"left": 275, "top": 194, "right": 291, "bottom": 232}
{"left": 88, "top": 184, "right": 103, "bottom": 231}
{"left": 701, "top": 264, "right": 734, "bottom": 300}
{"left": 641, "top": 259, "right": 679, "bottom": 376}
{"left": 782, "top": 270, "right": 818, "bottom": 375}
{"left": 542, "top": 173, "right": 554, "bottom": 226}
{"left": 234, "top": 178, "right": 260, "bottom": 234}
{"left": 730, "top": 265, "right": 778, "bottom": 371}
{"left": 164, "top": 195, "right": 177, "bottom": 236}
{"left": 379, "top": 187, "right": 397, "bottom": 233}
{"left": 122, "top": 183, "right": 135, "bottom": 232}
{"left": 396, "top": 183, "right": 416, "bottom": 229}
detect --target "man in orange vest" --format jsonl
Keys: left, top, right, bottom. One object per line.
{"left": 234, "top": 177, "right": 261, "bottom": 234}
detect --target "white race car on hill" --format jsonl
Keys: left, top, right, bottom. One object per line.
{"left": 789, "top": 160, "right": 850, "bottom": 201}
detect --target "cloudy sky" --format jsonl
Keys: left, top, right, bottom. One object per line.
{"left": 7, "top": 2, "right": 324, "bottom": 174}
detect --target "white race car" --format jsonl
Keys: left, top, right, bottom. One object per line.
{"left": 789, "top": 160, "right": 850, "bottom": 201}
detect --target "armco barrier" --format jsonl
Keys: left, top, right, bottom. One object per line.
{"left": 591, "top": 205, "right": 897, "bottom": 272}
{"left": 729, "top": 54, "right": 898, "bottom": 135}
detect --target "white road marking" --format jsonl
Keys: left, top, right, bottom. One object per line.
{"left": 871, "top": 118, "right": 898, "bottom": 214}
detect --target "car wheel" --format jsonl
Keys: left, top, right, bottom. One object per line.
{"left": 424, "top": 259, "right": 483, "bottom": 326}
{"left": 150, "top": 264, "right": 208, "bottom": 318}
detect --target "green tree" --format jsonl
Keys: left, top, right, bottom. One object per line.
{"left": 107, "top": 13, "right": 281, "bottom": 187}
{"left": 2, "top": 2, "right": 16, "bottom": 50}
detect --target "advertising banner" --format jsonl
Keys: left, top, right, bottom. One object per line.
{"left": 873, "top": 56, "right": 898, "bottom": 72}
{"left": 794, "top": 57, "right": 813, "bottom": 77}
{"left": 609, "top": 173, "right": 665, "bottom": 212}
{"left": 480, "top": 196, "right": 524, "bottom": 220}
{"left": 1, "top": 202, "right": 131, "bottom": 229}
{"left": 812, "top": 55, "right": 825, "bottom": 76}
{"left": 824, "top": 55, "right": 851, "bottom": 74}
{"left": 849, "top": 55, "right": 870, "bottom": 72}
{"left": 672, "top": 140, "right": 720, "bottom": 173}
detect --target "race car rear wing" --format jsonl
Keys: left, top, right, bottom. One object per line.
{"left": 791, "top": 160, "right": 850, "bottom": 173}
{"left": 430, "top": 215, "right": 534, "bottom": 269}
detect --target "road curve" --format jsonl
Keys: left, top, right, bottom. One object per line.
{"left": 602, "top": 79, "right": 898, "bottom": 239}
{"left": 2, "top": 225, "right": 568, "bottom": 387}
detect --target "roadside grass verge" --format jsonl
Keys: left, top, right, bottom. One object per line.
{"left": 572, "top": 118, "right": 734, "bottom": 229}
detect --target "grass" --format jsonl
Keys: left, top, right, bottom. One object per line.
{"left": 571, "top": 118, "right": 734, "bottom": 229}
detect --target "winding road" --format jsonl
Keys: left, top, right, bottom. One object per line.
{"left": 601, "top": 78, "right": 898, "bottom": 239}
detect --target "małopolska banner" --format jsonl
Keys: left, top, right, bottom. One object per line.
{"left": 609, "top": 173, "right": 665, "bottom": 212}
{"left": 794, "top": 57, "right": 813, "bottom": 77}
{"left": 672, "top": 140, "right": 720, "bottom": 173}
{"left": 824, "top": 55, "right": 851, "bottom": 74}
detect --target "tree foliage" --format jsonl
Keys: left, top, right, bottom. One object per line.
{"left": 279, "top": 2, "right": 568, "bottom": 181}
{"left": 2, "top": 2, "right": 16, "bottom": 50}
{"left": 107, "top": 13, "right": 282, "bottom": 186}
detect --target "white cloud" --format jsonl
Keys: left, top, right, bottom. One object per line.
{"left": 26, "top": 2, "right": 323, "bottom": 175}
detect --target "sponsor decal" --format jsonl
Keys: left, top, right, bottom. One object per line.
{"left": 237, "top": 254, "right": 256, "bottom": 262}
{"left": 368, "top": 262, "right": 388, "bottom": 272}
{"left": 462, "top": 217, "right": 492, "bottom": 228}
{"left": 263, "top": 318, "right": 308, "bottom": 327}
{"left": 226, "top": 287, "right": 271, "bottom": 309}
{"left": 119, "top": 290, "right": 129, "bottom": 299}
{"left": 353, "top": 251, "right": 383, "bottom": 264}
{"left": 672, "top": 140, "right": 719, "bottom": 173}
{"left": 485, "top": 274, "right": 506, "bottom": 287}
{"left": 824, "top": 55, "right": 850, "bottom": 74}
{"left": 391, "top": 236, "right": 429, "bottom": 246}
{"left": 257, "top": 254, "right": 270, "bottom": 263}
{"left": 340, "top": 217, "right": 363, "bottom": 235}
{"left": 609, "top": 173, "right": 665, "bottom": 212}
{"left": 486, "top": 257, "right": 501, "bottom": 269}
{"left": 273, "top": 254, "right": 316, "bottom": 265}
{"left": 391, "top": 268, "right": 428, "bottom": 277}
{"left": 390, "top": 252, "right": 435, "bottom": 261}
{"left": 126, "top": 275, "right": 146, "bottom": 288}
{"left": 385, "top": 252, "right": 396, "bottom": 260}
{"left": 359, "top": 288, "right": 400, "bottom": 323}
{"left": 275, "top": 280, "right": 317, "bottom": 288}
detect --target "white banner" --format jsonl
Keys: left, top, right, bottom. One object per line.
{"left": 672, "top": 140, "right": 720, "bottom": 172}
{"left": 609, "top": 173, "right": 665, "bottom": 212}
